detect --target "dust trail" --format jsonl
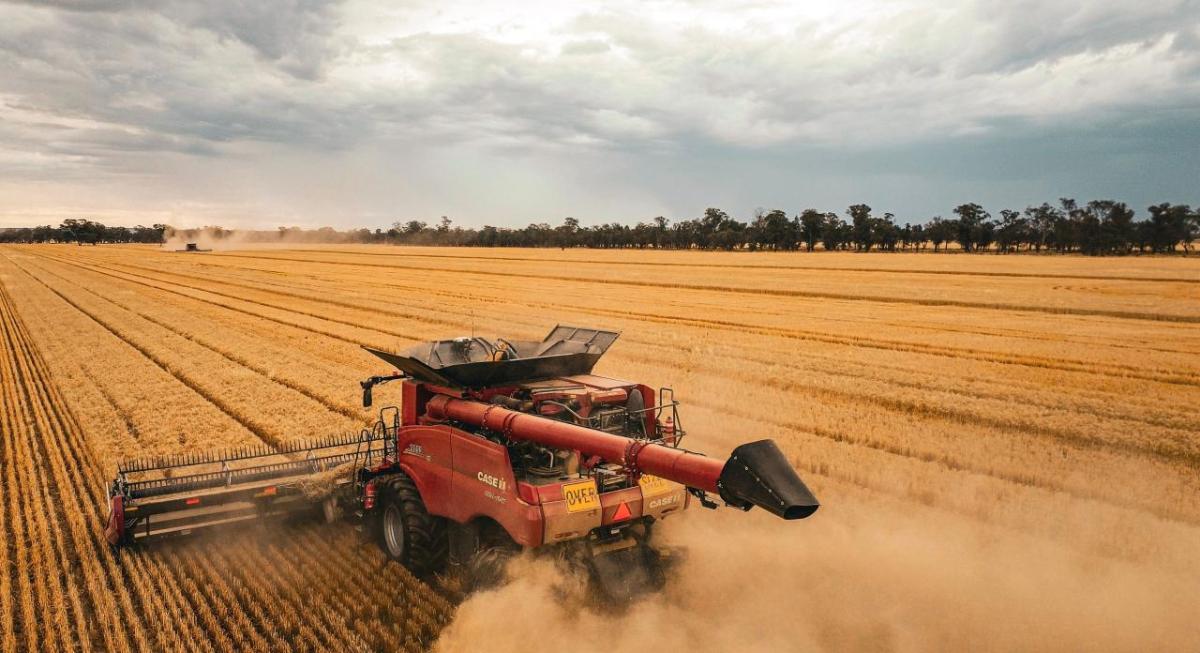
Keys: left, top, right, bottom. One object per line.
{"left": 435, "top": 494, "right": 1200, "bottom": 653}
{"left": 159, "top": 227, "right": 333, "bottom": 251}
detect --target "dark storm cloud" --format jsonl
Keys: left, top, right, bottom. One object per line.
{"left": 10, "top": 0, "right": 343, "bottom": 77}
{"left": 0, "top": 0, "right": 1197, "bottom": 225}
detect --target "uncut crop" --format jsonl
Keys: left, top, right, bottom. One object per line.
{"left": 0, "top": 242, "right": 1197, "bottom": 652}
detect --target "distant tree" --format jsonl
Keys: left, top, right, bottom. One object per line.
{"left": 821, "top": 214, "right": 850, "bottom": 251}
{"left": 952, "top": 203, "right": 990, "bottom": 252}
{"left": 652, "top": 216, "right": 669, "bottom": 248}
{"left": 799, "top": 209, "right": 824, "bottom": 252}
{"left": 874, "top": 213, "right": 899, "bottom": 251}
{"left": 1023, "top": 203, "right": 1060, "bottom": 252}
{"left": 1186, "top": 207, "right": 1199, "bottom": 254}
{"left": 995, "top": 209, "right": 1026, "bottom": 253}
{"left": 926, "top": 216, "right": 951, "bottom": 252}
{"left": 754, "top": 209, "right": 795, "bottom": 250}
{"left": 848, "top": 204, "right": 874, "bottom": 251}
{"left": 1086, "top": 200, "right": 1134, "bottom": 255}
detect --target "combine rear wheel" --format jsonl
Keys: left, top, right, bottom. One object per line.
{"left": 377, "top": 474, "right": 447, "bottom": 578}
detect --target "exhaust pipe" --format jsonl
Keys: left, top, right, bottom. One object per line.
{"left": 717, "top": 440, "right": 819, "bottom": 520}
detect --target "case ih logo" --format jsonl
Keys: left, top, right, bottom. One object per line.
{"left": 477, "top": 472, "right": 508, "bottom": 492}
{"left": 648, "top": 494, "right": 678, "bottom": 509}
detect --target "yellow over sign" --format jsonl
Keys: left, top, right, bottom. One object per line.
{"left": 638, "top": 474, "right": 670, "bottom": 496}
{"left": 562, "top": 479, "right": 600, "bottom": 513}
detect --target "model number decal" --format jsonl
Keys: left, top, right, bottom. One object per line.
{"left": 477, "top": 472, "right": 508, "bottom": 492}
{"left": 402, "top": 443, "right": 431, "bottom": 460}
{"left": 562, "top": 479, "right": 600, "bottom": 513}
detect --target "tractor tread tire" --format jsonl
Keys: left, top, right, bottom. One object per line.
{"left": 379, "top": 474, "right": 448, "bottom": 578}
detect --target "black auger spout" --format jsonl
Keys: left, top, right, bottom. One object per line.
{"left": 717, "top": 440, "right": 820, "bottom": 520}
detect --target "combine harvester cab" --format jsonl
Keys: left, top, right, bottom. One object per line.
{"left": 107, "top": 325, "right": 819, "bottom": 599}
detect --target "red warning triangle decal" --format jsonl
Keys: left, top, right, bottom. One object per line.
{"left": 611, "top": 502, "right": 632, "bottom": 522}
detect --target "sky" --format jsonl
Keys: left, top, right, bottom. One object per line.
{"left": 1, "top": 0, "right": 1198, "bottom": 229}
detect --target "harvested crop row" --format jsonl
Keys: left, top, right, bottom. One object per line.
{"left": 43, "top": 252, "right": 1200, "bottom": 484}
{"left": 266, "top": 244, "right": 1200, "bottom": 284}
{"left": 1, "top": 253, "right": 457, "bottom": 652}
{"left": 88, "top": 245, "right": 1200, "bottom": 358}
{"left": 29, "top": 249, "right": 1200, "bottom": 536}
{"left": 76, "top": 250, "right": 1200, "bottom": 386}
{"left": 56, "top": 248, "right": 1200, "bottom": 408}
{"left": 0, "top": 278, "right": 151, "bottom": 652}
{"left": 113, "top": 250, "right": 1200, "bottom": 427}
{"left": 25, "top": 254, "right": 367, "bottom": 422}
{"left": 200, "top": 249, "right": 1200, "bottom": 322}
{"left": 10, "top": 254, "right": 360, "bottom": 446}
{"left": 35, "top": 248, "right": 1200, "bottom": 527}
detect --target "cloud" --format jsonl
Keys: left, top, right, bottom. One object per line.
{"left": 0, "top": 0, "right": 1197, "bottom": 227}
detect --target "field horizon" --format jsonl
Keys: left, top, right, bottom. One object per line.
{"left": 1, "top": 243, "right": 1197, "bottom": 652}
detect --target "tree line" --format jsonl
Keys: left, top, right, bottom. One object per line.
{"left": 2, "top": 199, "right": 1196, "bottom": 254}
{"left": 0, "top": 219, "right": 166, "bottom": 245}
{"left": 386, "top": 199, "right": 1197, "bottom": 254}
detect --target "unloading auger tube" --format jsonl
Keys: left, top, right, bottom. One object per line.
{"left": 425, "top": 394, "right": 819, "bottom": 520}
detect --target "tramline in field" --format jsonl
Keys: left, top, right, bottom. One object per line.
{"left": 105, "top": 325, "right": 820, "bottom": 599}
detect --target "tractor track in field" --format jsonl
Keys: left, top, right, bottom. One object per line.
{"left": 30, "top": 253, "right": 1200, "bottom": 525}
{"left": 4, "top": 257, "right": 381, "bottom": 651}
{"left": 36, "top": 252, "right": 1200, "bottom": 468}
{"left": 36, "top": 251, "right": 1200, "bottom": 389}
{"left": 88, "top": 252, "right": 1200, "bottom": 386}
{"left": 7, "top": 268, "right": 226, "bottom": 648}
{"left": 21, "top": 256, "right": 365, "bottom": 424}
{"left": 3, "top": 254, "right": 287, "bottom": 450}
{"left": 2, "top": 283, "right": 90, "bottom": 652}
{"left": 3, "top": 262, "right": 451, "bottom": 648}
{"left": 37, "top": 252, "right": 1179, "bottom": 423}
{"left": 126, "top": 252, "right": 1200, "bottom": 358}
{"left": 5, "top": 259, "right": 454, "bottom": 652}
{"left": 42, "top": 252, "right": 1200, "bottom": 446}
{"left": 207, "top": 251, "right": 1200, "bottom": 324}
{"left": 0, "top": 278, "right": 152, "bottom": 652}
{"left": 103, "top": 255, "right": 1200, "bottom": 429}
{"left": 257, "top": 247, "right": 1200, "bottom": 285}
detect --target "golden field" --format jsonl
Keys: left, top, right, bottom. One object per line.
{"left": 1, "top": 243, "right": 1197, "bottom": 652}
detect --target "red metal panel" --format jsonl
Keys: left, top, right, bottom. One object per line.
{"left": 448, "top": 431, "right": 543, "bottom": 546}
{"left": 401, "top": 381, "right": 418, "bottom": 426}
{"left": 396, "top": 425, "right": 455, "bottom": 516}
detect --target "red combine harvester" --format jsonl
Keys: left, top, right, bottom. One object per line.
{"left": 106, "top": 326, "right": 819, "bottom": 598}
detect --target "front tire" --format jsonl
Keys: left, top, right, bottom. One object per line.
{"left": 377, "top": 473, "right": 447, "bottom": 578}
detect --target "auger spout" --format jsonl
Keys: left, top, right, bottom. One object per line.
{"left": 424, "top": 395, "right": 819, "bottom": 520}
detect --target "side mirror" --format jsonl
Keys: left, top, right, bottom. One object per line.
{"left": 362, "top": 384, "right": 373, "bottom": 408}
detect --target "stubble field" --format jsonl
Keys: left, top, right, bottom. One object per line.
{"left": 0, "top": 243, "right": 1197, "bottom": 652}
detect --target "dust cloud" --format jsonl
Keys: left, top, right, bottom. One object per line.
{"left": 435, "top": 493, "right": 1199, "bottom": 653}
{"left": 159, "top": 226, "right": 327, "bottom": 251}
